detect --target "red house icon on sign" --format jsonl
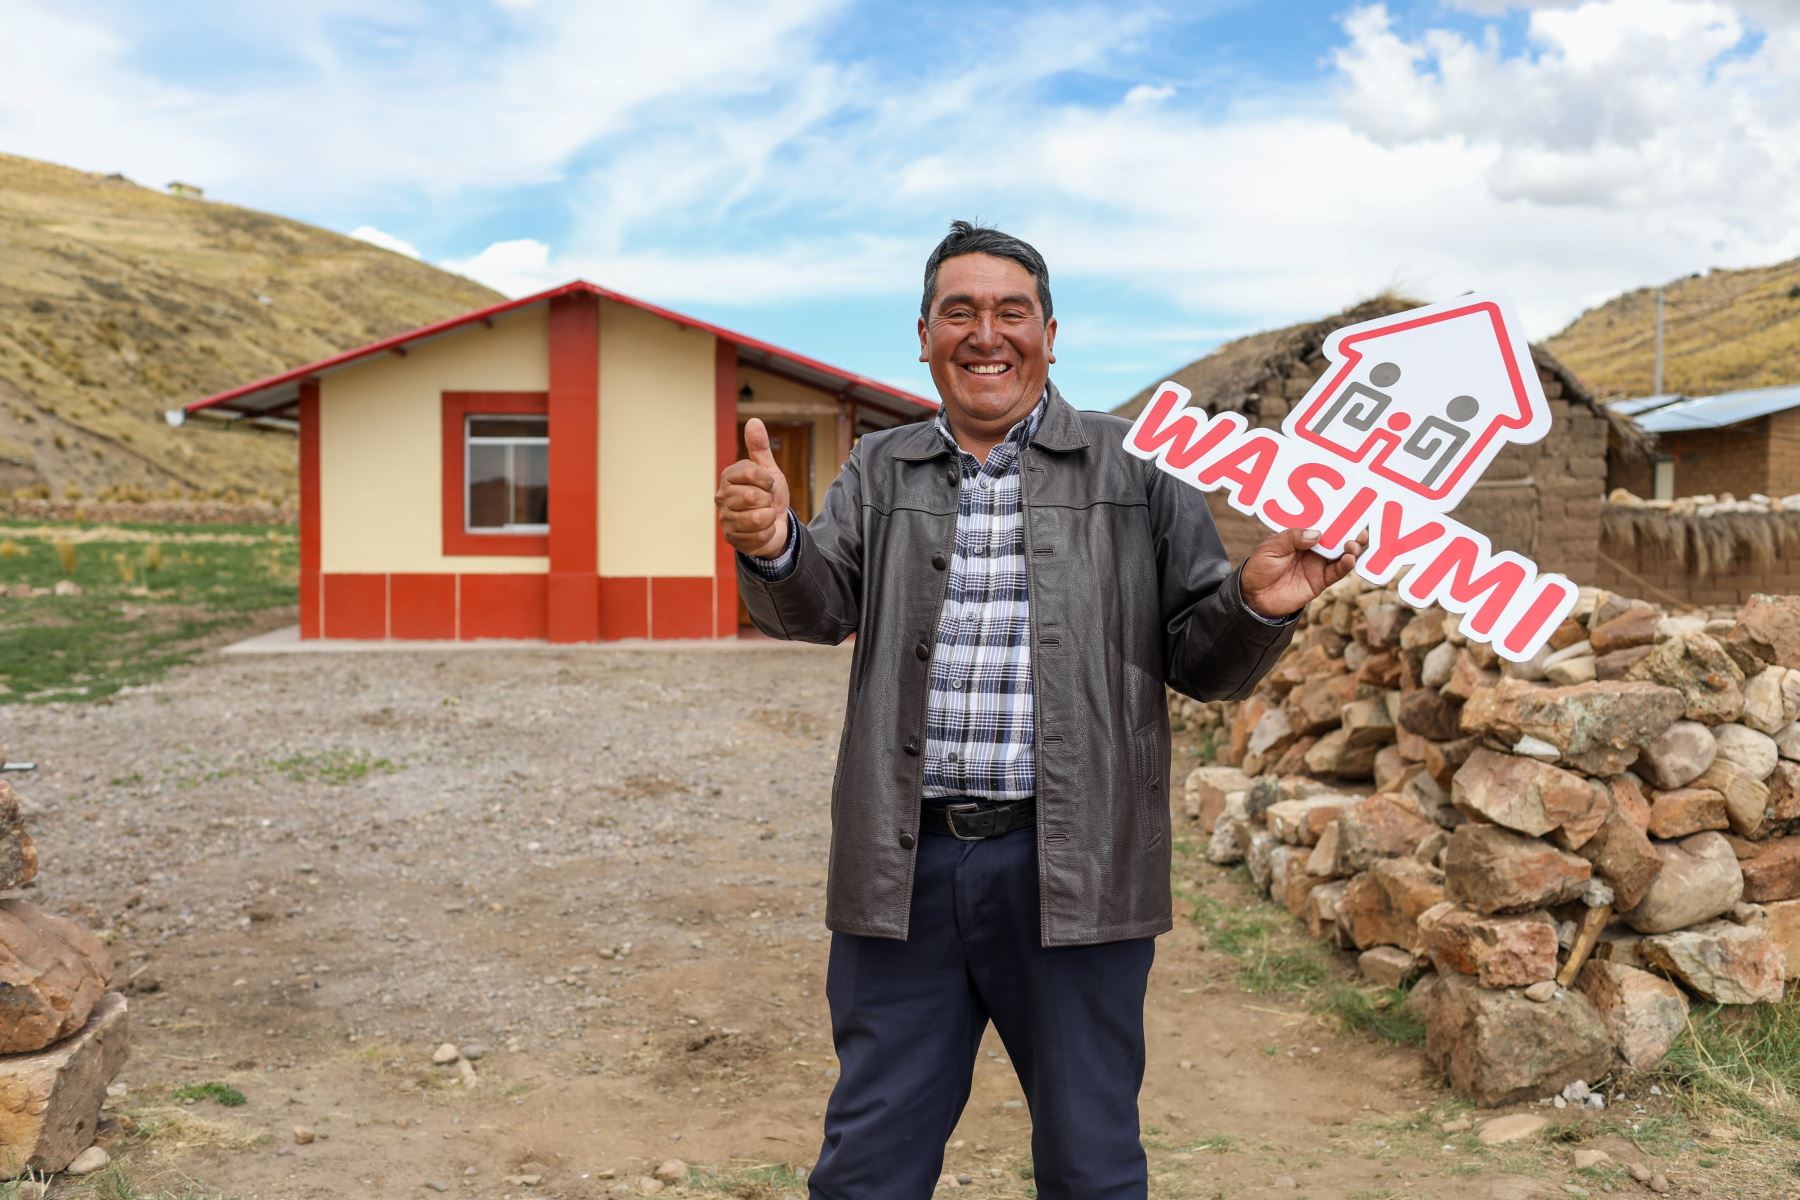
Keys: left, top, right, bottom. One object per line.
{"left": 1281, "top": 295, "right": 1550, "bottom": 511}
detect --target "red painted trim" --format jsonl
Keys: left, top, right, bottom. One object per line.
{"left": 714, "top": 340, "right": 740, "bottom": 636}
{"left": 599, "top": 577, "right": 649, "bottom": 641}
{"left": 652, "top": 577, "right": 714, "bottom": 640}
{"left": 460, "top": 574, "right": 549, "bottom": 640}
{"left": 441, "top": 391, "right": 550, "bottom": 557}
{"left": 390, "top": 574, "right": 457, "bottom": 639}
{"left": 185, "top": 280, "right": 935, "bottom": 420}
{"left": 547, "top": 293, "right": 601, "bottom": 642}
{"left": 322, "top": 574, "right": 386, "bottom": 639}
{"left": 298, "top": 380, "right": 321, "bottom": 638}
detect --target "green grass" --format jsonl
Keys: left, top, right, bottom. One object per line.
{"left": 170, "top": 1082, "right": 246, "bottom": 1107}
{"left": 0, "top": 520, "right": 296, "bottom": 703}
{"left": 1658, "top": 999, "right": 1800, "bottom": 1138}
{"left": 686, "top": 1162, "right": 809, "bottom": 1197}
{"left": 268, "top": 750, "right": 398, "bottom": 785}
{"left": 1316, "top": 982, "right": 1425, "bottom": 1046}
{"left": 1185, "top": 887, "right": 1331, "bottom": 995}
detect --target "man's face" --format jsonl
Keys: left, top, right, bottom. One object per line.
{"left": 918, "top": 253, "right": 1057, "bottom": 429}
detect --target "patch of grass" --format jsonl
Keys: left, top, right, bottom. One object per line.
{"left": 0, "top": 520, "right": 298, "bottom": 704}
{"left": 267, "top": 749, "right": 399, "bottom": 785}
{"left": 1316, "top": 982, "right": 1425, "bottom": 1046}
{"left": 686, "top": 1162, "right": 809, "bottom": 1197}
{"left": 170, "top": 1081, "right": 246, "bottom": 1107}
{"left": 1186, "top": 890, "right": 1330, "bottom": 995}
{"left": 1658, "top": 999, "right": 1800, "bottom": 1138}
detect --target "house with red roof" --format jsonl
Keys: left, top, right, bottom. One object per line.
{"left": 180, "top": 281, "right": 935, "bottom": 642}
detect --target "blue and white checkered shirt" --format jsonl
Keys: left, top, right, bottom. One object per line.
{"left": 749, "top": 395, "right": 1045, "bottom": 802}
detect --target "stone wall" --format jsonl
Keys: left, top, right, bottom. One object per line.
{"left": 1178, "top": 577, "right": 1800, "bottom": 1106}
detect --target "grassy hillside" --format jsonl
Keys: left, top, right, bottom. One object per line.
{"left": 1548, "top": 256, "right": 1800, "bottom": 400}
{"left": 0, "top": 153, "right": 503, "bottom": 500}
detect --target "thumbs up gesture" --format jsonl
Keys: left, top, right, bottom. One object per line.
{"left": 716, "top": 417, "right": 792, "bottom": 558}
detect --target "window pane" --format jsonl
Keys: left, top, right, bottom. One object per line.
{"left": 513, "top": 443, "right": 549, "bottom": 526}
{"left": 468, "top": 443, "right": 510, "bottom": 528}
{"left": 469, "top": 416, "right": 547, "bottom": 440}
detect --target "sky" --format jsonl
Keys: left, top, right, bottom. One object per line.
{"left": 3, "top": 0, "right": 1798, "bottom": 408}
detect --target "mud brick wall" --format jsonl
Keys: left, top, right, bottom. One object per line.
{"left": 1607, "top": 411, "right": 1800, "bottom": 503}
{"left": 1595, "top": 541, "right": 1800, "bottom": 609}
{"left": 1205, "top": 359, "right": 1610, "bottom": 583}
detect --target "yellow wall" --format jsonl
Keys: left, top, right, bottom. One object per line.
{"left": 319, "top": 307, "right": 550, "bottom": 574}
{"left": 598, "top": 301, "right": 717, "bottom": 577}
{"left": 737, "top": 366, "right": 843, "bottom": 517}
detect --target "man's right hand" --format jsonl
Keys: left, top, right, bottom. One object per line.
{"left": 716, "top": 417, "right": 792, "bottom": 559}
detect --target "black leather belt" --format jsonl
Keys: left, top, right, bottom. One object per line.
{"left": 919, "top": 799, "right": 1037, "bottom": 841}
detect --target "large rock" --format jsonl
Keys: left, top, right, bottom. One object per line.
{"left": 1302, "top": 879, "right": 1350, "bottom": 941}
{"left": 1727, "top": 594, "right": 1800, "bottom": 671}
{"left": 1628, "top": 633, "right": 1746, "bottom": 724}
{"left": 1358, "top": 945, "right": 1423, "bottom": 988}
{"left": 1398, "top": 688, "right": 1464, "bottom": 741}
{"left": 1451, "top": 749, "right": 1606, "bottom": 845}
{"left": 1646, "top": 787, "right": 1729, "bottom": 839}
{"left": 1696, "top": 758, "right": 1773, "bottom": 839}
{"left": 1637, "top": 720, "right": 1718, "bottom": 789}
{"left": 0, "top": 992, "right": 130, "bottom": 1176}
{"left": 1589, "top": 606, "right": 1659, "bottom": 655}
{"left": 1244, "top": 709, "right": 1299, "bottom": 771}
{"left": 1425, "top": 973, "right": 1616, "bottom": 1106}
{"left": 1713, "top": 724, "right": 1780, "bottom": 781}
{"left": 1740, "top": 666, "right": 1800, "bottom": 735}
{"left": 1339, "top": 859, "right": 1447, "bottom": 952}
{"left": 1576, "top": 960, "right": 1688, "bottom": 1071}
{"left": 0, "top": 902, "right": 113, "bottom": 1054}
{"left": 1335, "top": 794, "right": 1440, "bottom": 872}
{"left": 0, "top": 783, "right": 36, "bottom": 891}
{"left": 1264, "top": 794, "right": 1348, "bottom": 847}
{"left": 1206, "top": 794, "right": 1252, "bottom": 865}
{"left": 1287, "top": 674, "right": 1362, "bottom": 735}
{"left": 1423, "top": 735, "right": 1481, "bottom": 788}
{"left": 1246, "top": 830, "right": 1279, "bottom": 892}
{"left": 1740, "top": 836, "right": 1800, "bottom": 903}
{"left": 1778, "top": 722, "right": 1800, "bottom": 763}
{"left": 1768, "top": 762, "right": 1800, "bottom": 823}
{"left": 1303, "top": 728, "right": 1380, "bottom": 779}
{"left": 1184, "top": 766, "right": 1253, "bottom": 831}
{"left": 1421, "top": 642, "right": 1458, "bottom": 688}
{"left": 1443, "top": 826, "right": 1592, "bottom": 915}
{"left": 1269, "top": 846, "right": 1319, "bottom": 916}
{"left": 1760, "top": 898, "right": 1800, "bottom": 974}
{"left": 1577, "top": 788, "right": 1664, "bottom": 910}
{"left": 1341, "top": 696, "right": 1397, "bottom": 748}
{"left": 1417, "top": 902, "right": 1558, "bottom": 987}
{"left": 1640, "top": 920, "right": 1786, "bottom": 1004}
{"left": 1620, "top": 832, "right": 1744, "bottom": 933}
{"left": 1459, "top": 679, "right": 1684, "bottom": 775}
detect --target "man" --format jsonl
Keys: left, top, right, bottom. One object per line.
{"left": 714, "top": 221, "right": 1360, "bottom": 1199}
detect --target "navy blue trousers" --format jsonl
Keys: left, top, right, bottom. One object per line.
{"left": 808, "top": 815, "right": 1156, "bottom": 1200}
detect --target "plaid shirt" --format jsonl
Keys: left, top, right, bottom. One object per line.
{"left": 749, "top": 395, "right": 1046, "bottom": 802}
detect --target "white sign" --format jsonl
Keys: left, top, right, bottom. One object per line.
{"left": 1126, "top": 293, "right": 1577, "bottom": 663}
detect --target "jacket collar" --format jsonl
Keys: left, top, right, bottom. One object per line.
{"left": 891, "top": 379, "right": 1090, "bottom": 461}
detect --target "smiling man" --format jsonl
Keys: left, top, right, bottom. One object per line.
{"left": 715, "top": 221, "right": 1358, "bottom": 1199}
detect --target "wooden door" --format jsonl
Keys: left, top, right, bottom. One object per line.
{"left": 736, "top": 421, "right": 812, "bottom": 626}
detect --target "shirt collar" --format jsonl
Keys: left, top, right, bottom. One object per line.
{"left": 934, "top": 389, "right": 1048, "bottom": 458}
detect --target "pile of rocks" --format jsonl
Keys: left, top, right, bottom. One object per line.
{"left": 1189, "top": 579, "right": 1800, "bottom": 1105}
{"left": 0, "top": 766, "right": 129, "bottom": 1177}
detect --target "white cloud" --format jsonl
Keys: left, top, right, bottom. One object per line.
{"left": 348, "top": 225, "right": 421, "bottom": 258}
{"left": 1123, "top": 83, "right": 1175, "bottom": 106}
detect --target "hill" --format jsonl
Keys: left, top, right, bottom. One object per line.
{"left": 1547, "top": 256, "right": 1800, "bottom": 400}
{"left": 0, "top": 153, "right": 503, "bottom": 499}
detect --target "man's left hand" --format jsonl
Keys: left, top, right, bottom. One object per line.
{"left": 1240, "top": 528, "right": 1367, "bottom": 621}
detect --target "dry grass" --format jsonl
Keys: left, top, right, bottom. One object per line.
{"left": 0, "top": 152, "right": 502, "bottom": 500}
{"left": 1550, "top": 255, "right": 1800, "bottom": 399}
{"left": 1601, "top": 502, "right": 1800, "bottom": 576}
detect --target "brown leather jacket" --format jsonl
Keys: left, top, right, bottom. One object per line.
{"left": 738, "top": 383, "right": 1295, "bottom": 946}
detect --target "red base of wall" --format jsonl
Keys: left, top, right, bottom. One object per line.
{"left": 307, "top": 573, "right": 729, "bottom": 641}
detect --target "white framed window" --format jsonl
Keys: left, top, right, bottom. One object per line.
{"left": 1652, "top": 456, "right": 1675, "bottom": 501}
{"left": 466, "top": 415, "right": 548, "bottom": 532}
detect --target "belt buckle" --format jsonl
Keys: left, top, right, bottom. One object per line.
{"left": 943, "top": 801, "right": 986, "bottom": 841}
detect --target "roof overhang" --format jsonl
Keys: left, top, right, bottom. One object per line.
{"left": 1626, "top": 384, "right": 1800, "bottom": 434}
{"left": 177, "top": 279, "right": 936, "bottom": 431}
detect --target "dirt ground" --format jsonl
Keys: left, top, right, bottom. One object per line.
{"left": 5, "top": 635, "right": 1724, "bottom": 1199}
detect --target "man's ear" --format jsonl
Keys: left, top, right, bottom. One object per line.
{"left": 1045, "top": 315, "right": 1058, "bottom": 365}
{"left": 917, "top": 316, "right": 928, "bottom": 362}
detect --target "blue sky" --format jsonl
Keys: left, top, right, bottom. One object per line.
{"left": 4, "top": 0, "right": 1798, "bottom": 407}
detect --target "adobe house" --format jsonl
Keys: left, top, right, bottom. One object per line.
{"left": 1114, "top": 295, "right": 1649, "bottom": 584}
{"left": 1606, "top": 385, "right": 1800, "bottom": 501}
{"left": 178, "top": 280, "right": 935, "bottom": 642}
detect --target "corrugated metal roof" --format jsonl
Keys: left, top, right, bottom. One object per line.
{"left": 1634, "top": 384, "right": 1800, "bottom": 433}
{"left": 1609, "top": 393, "right": 1687, "bottom": 416}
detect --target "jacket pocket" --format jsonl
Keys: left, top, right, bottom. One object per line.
{"left": 1127, "top": 720, "right": 1166, "bottom": 851}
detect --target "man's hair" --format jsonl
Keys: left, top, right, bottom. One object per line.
{"left": 920, "top": 220, "right": 1053, "bottom": 322}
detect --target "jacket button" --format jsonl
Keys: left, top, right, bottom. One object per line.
{"left": 946, "top": 467, "right": 957, "bottom": 485}
{"left": 915, "top": 641, "right": 930, "bottom": 661}
{"left": 931, "top": 554, "right": 947, "bottom": 570}
{"left": 904, "top": 737, "right": 919, "bottom": 756}
{"left": 899, "top": 833, "right": 917, "bottom": 850}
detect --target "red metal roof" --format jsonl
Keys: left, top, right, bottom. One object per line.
{"left": 181, "top": 279, "right": 937, "bottom": 427}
